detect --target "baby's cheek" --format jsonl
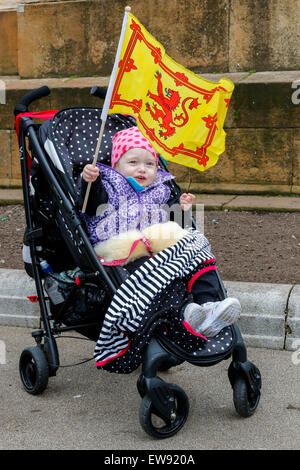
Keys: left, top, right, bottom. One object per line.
{"left": 149, "top": 170, "right": 157, "bottom": 183}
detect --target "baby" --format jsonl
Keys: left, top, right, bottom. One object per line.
{"left": 82, "top": 132, "right": 195, "bottom": 211}
{"left": 80, "top": 126, "right": 240, "bottom": 337}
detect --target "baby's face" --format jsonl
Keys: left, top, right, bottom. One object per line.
{"left": 115, "top": 148, "right": 157, "bottom": 186}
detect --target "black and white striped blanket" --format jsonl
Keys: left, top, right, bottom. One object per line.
{"left": 94, "top": 229, "right": 215, "bottom": 371}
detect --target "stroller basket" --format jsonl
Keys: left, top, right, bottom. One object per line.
{"left": 15, "top": 86, "right": 261, "bottom": 439}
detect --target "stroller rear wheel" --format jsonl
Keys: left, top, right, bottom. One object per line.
{"left": 139, "top": 383, "right": 189, "bottom": 438}
{"left": 19, "top": 346, "right": 49, "bottom": 395}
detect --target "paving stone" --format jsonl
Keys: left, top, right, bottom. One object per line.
{"left": 224, "top": 195, "right": 300, "bottom": 212}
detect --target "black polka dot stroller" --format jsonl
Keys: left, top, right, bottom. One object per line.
{"left": 15, "top": 86, "right": 261, "bottom": 439}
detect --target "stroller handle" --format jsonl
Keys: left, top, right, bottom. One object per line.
{"left": 90, "top": 86, "right": 107, "bottom": 99}
{"left": 14, "top": 86, "right": 51, "bottom": 117}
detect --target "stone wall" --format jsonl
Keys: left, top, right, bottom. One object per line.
{"left": 0, "top": 0, "right": 299, "bottom": 193}
{"left": 1, "top": 0, "right": 299, "bottom": 77}
{"left": 1, "top": 72, "right": 299, "bottom": 194}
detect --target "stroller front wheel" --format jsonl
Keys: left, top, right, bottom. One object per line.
{"left": 19, "top": 346, "right": 49, "bottom": 395}
{"left": 139, "top": 383, "right": 189, "bottom": 438}
{"left": 233, "top": 376, "right": 260, "bottom": 417}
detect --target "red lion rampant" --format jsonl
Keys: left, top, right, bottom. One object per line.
{"left": 146, "top": 71, "right": 200, "bottom": 138}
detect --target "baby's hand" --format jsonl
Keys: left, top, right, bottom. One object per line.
{"left": 180, "top": 193, "right": 195, "bottom": 211}
{"left": 82, "top": 164, "right": 99, "bottom": 182}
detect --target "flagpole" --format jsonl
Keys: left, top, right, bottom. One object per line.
{"left": 82, "top": 5, "right": 131, "bottom": 213}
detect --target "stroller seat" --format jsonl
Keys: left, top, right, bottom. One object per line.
{"left": 15, "top": 86, "right": 262, "bottom": 439}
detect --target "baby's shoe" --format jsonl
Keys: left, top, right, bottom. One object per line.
{"left": 183, "top": 297, "right": 241, "bottom": 337}
{"left": 183, "top": 302, "right": 207, "bottom": 332}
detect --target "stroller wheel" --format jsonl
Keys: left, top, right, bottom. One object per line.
{"left": 19, "top": 346, "right": 49, "bottom": 395}
{"left": 233, "top": 376, "right": 260, "bottom": 418}
{"left": 139, "top": 383, "right": 189, "bottom": 438}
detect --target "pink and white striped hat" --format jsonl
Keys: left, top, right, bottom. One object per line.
{"left": 111, "top": 126, "right": 158, "bottom": 168}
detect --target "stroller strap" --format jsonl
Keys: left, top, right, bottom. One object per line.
{"left": 97, "top": 236, "right": 152, "bottom": 266}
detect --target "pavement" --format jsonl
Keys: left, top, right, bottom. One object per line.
{"left": 0, "top": 325, "right": 299, "bottom": 451}
{"left": 0, "top": 190, "right": 299, "bottom": 450}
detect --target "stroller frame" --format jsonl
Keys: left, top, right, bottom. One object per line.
{"left": 15, "top": 87, "right": 261, "bottom": 439}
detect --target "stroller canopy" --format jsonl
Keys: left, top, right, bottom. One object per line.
{"left": 38, "top": 108, "right": 137, "bottom": 200}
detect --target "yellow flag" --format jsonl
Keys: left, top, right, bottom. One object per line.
{"left": 109, "top": 13, "right": 234, "bottom": 171}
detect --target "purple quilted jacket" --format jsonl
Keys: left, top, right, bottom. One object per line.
{"left": 81, "top": 163, "right": 175, "bottom": 246}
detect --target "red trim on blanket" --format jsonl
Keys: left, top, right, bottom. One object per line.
{"left": 187, "top": 263, "right": 217, "bottom": 292}
{"left": 183, "top": 320, "right": 207, "bottom": 340}
{"left": 96, "top": 331, "right": 131, "bottom": 367}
